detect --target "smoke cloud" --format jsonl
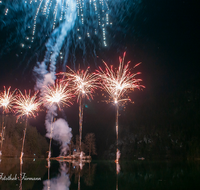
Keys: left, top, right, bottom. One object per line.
{"left": 33, "top": 0, "right": 77, "bottom": 154}
{"left": 46, "top": 118, "right": 72, "bottom": 155}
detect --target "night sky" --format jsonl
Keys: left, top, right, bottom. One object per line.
{"left": 0, "top": 0, "right": 199, "bottom": 157}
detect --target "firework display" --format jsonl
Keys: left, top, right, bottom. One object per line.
{"left": 14, "top": 90, "right": 41, "bottom": 119}
{"left": 14, "top": 90, "right": 41, "bottom": 160}
{"left": 61, "top": 66, "right": 98, "bottom": 101}
{"left": 0, "top": 0, "right": 138, "bottom": 67}
{"left": 60, "top": 66, "right": 98, "bottom": 151}
{"left": 97, "top": 52, "right": 144, "bottom": 162}
{"left": 0, "top": 86, "right": 15, "bottom": 113}
{"left": 41, "top": 79, "right": 74, "bottom": 159}
{"left": 0, "top": 86, "right": 16, "bottom": 157}
{"left": 97, "top": 52, "right": 144, "bottom": 105}
{"left": 42, "top": 79, "right": 74, "bottom": 109}
{"left": 0, "top": 53, "right": 144, "bottom": 161}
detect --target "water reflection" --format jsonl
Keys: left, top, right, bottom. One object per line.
{"left": 19, "top": 162, "right": 22, "bottom": 190}
{"left": 43, "top": 159, "right": 97, "bottom": 190}
{"left": 116, "top": 162, "right": 120, "bottom": 190}
{"left": 0, "top": 158, "right": 46, "bottom": 189}
{"left": 43, "top": 161, "right": 70, "bottom": 190}
{"left": 1, "top": 158, "right": 200, "bottom": 189}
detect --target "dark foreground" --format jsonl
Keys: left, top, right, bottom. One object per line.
{"left": 0, "top": 158, "right": 200, "bottom": 190}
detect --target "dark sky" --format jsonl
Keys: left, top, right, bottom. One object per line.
{"left": 0, "top": 0, "right": 199, "bottom": 89}
{"left": 0, "top": 0, "right": 199, "bottom": 156}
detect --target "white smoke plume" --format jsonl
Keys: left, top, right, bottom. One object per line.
{"left": 43, "top": 162, "right": 70, "bottom": 190}
{"left": 46, "top": 118, "right": 72, "bottom": 155}
{"left": 33, "top": 0, "right": 77, "bottom": 155}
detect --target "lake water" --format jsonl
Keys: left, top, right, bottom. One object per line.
{"left": 0, "top": 158, "right": 200, "bottom": 189}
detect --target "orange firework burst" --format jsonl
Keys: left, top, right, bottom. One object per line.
{"left": 0, "top": 86, "right": 16, "bottom": 113}
{"left": 60, "top": 66, "right": 98, "bottom": 101}
{"left": 97, "top": 52, "right": 145, "bottom": 105}
{"left": 42, "top": 80, "right": 74, "bottom": 109}
{"left": 14, "top": 90, "right": 41, "bottom": 120}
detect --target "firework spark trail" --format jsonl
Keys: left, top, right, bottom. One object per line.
{"left": 0, "top": 86, "right": 15, "bottom": 113}
{"left": 34, "top": 0, "right": 77, "bottom": 95}
{"left": 42, "top": 80, "right": 74, "bottom": 157}
{"left": 97, "top": 52, "right": 144, "bottom": 162}
{"left": 14, "top": 90, "right": 41, "bottom": 119}
{"left": 0, "top": 86, "right": 16, "bottom": 156}
{"left": 61, "top": 66, "right": 98, "bottom": 101}
{"left": 97, "top": 52, "right": 144, "bottom": 105}
{"left": 59, "top": 66, "right": 98, "bottom": 151}
{"left": 42, "top": 79, "right": 74, "bottom": 109}
{"left": 0, "top": 0, "right": 139, "bottom": 67}
{"left": 33, "top": 0, "right": 76, "bottom": 157}
{"left": 14, "top": 90, "right": 41, "bottom": 160}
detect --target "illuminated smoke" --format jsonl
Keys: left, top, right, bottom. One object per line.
{"left": 46, "top": 118, "right": 72, "bottom": 155}
{"left": 33, "top": 0, "right": 77, "bottom": 154}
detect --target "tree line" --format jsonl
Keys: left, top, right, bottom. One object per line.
{"left": 0, "top": 115, "right": 97, "bottom": 158}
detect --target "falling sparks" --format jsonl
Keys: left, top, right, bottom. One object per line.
{"left": 97, "top": 52, "right": 145, "bottom": 105}
{"left": 14, "top": 90, "right": 41, "bottom": 120}
{"left": 0, "top": 86, "right": 16, "bottom": 113}
{"left": 18, "top": 0, "right": 111, "bottom": 47}
{"left": 42, "top": 80, "right": 74, "bottom": 109}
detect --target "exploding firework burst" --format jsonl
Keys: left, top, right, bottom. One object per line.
{"left": 13, "top": 89, "right": 41, "bottom": 160}
{"left": 59, "top": 66, "right": 98, "bottom": 150}
{"left": 60, "top": 66, "right": 98, "bottom": 101}
{"left": 42, "top": 79, "right": 74, "bottom": 109}
{"left": 14, "top": 90, "right": 41, "bottom": 120}
{"left": 0, "top": 86, "right": 16, "bottom": 113}
{"left": 0, "top": 86, "right": 16, "bottom": 156}
{"left": 97, "top": 52, "right": 144, "bottom": 105}
{"left": 97, "top": 52, "right": 144, "bottom": 162}
{"left": 41, "top": 79, "right": 73, "bottom": 160}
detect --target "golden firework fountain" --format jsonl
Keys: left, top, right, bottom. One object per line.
{"left": 59, "top": 66, "right": 97, "bottom": 152}
{"left": 42, "top": 80, "right": 73, "bottom": 160}
{"left": 97, "top": 52, "right": 145, "bottom": 163}
{"left": 14, "top": 90, "right": 41, "bottom": 162}
{"left": 0, "top": 86, "right": 15, "bottom": 159}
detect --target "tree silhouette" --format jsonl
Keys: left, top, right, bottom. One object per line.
{"left": 84, "top": 133, "right": 97, "bottom": 156}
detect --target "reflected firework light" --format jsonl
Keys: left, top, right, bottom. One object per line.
{"left": 0, "top": 86, "right": 16, "bottom": 113}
